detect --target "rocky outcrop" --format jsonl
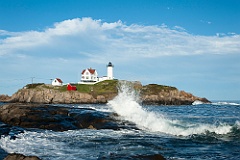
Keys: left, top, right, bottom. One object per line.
{"left": 9, "top": 86, "right": 111, "bottom": 104}
{"left": 0, "top": 94, "right": 11, "bottom": 102}
{"left": 4, "top": 153, "right": 41, "bottom": 160}
{"left": 5, "top": 82, "right": 210, "bottom": 105}
{"left": 0, "top": 103, "right": 135, "bottom": 131}
{"left": 141, "top": 87, "right": 210, "bottom": 105}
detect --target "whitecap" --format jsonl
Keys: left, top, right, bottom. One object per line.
{"left": 192, "top": 100, "right": 204, "bottom": 105}
{"left": 212, "top": 101, "right": 240, "bottom": 106}
{"left": 108, "top": 81, "right": 234, "bottom": 136}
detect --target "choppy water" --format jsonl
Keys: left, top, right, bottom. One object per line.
{"left": 0, "top": 84, "right": 240, "bottom": 159}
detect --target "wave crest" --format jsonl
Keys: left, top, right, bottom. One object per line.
{"left": 108, "top": 82, "right": 235, "bottom": 136}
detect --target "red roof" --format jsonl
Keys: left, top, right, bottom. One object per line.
{"left": 56, "top": 78, "right": 63, "bottom": 83}
{"left": 67, "top": 83, "right": 77, "bottom": 91}
{"left": 81, "top": 68, "right": 96, "bottom": 75}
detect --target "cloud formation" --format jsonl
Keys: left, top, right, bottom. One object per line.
{"left": 1, "top": 17, "right": 239, "bottom": 61}
{"left": 1, "top": 17, "right": 240, "bottom": 99}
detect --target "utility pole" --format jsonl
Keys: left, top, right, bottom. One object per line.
{"left": 31, "top": 77, "right": 35, "bottom": 86}
{"left": 50, "top": 78, "right": 53, "bottom": 85}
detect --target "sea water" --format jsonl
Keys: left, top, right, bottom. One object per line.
{"left": 0, "top": 84, "right": 239, "bottom": 159}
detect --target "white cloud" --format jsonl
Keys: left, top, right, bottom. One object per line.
{"left": 0, "top": 17, "right": 240, "bottom": 61}
{"left": 1, "top": 18, "right": 240, "bottom": 99}
{"left": 200, "top": 20, "right": 212, "bottom": 25}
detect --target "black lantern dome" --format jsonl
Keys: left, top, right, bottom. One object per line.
{"left": 107, "top": 62, "right": 113, "bottom": 67}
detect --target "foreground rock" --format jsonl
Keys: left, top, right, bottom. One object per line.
{"left": 4, "top": 153, "right": 40, "bottom": 160}
{"left": 133, "top": 154, "right": 166, "bottom": 160}
{"left": 0, "top": 103, "right": 135, "bottom": 131}
{"left": 3, "top": 153, "right": 166, "bottom": 160}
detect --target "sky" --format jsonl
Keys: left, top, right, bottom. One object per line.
{"left": 0, "top": 0, "right": 240, "bottom": 100}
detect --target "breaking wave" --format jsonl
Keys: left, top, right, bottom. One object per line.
{"left": 108, "top": 82, "right": 238, "bottom": 136}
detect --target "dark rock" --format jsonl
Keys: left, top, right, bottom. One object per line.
{"left": 3, "top": 153, "right": 41, "bottom": 160}
{"left": 0, "top": 103, "right": 135, "bottom": 131}
{"left": 133, "top": 154, "right": 166, "bottom": 160}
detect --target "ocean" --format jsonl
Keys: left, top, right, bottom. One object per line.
{"left": 0, "top": 84, "right": 239, "bottom": 160}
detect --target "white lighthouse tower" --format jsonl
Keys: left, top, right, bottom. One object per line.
{"left": 107, "top": 62, "right": 114, "bottom": 80}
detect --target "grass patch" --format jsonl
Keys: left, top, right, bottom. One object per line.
{"left": 141, "top": 84, "right": 177, "bottom": 95}
{"left": 93, "top": 80, "right": 118, "bottom": 95}
{"left": 25, "top": 83, "right": 45, "bottom": 89}
{"left": 53, "top": 80, "right": 118, "bottom": 95}
{"left": 24, "top": 81, "right": 176, "bottom": 96}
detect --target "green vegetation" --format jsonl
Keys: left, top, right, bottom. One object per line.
{"left": 55, "top": 80, "right": 118, "bottom": 95}
{"left": 93, "top": 80, "right": 118, "bottom": 94}
{"left": 25, "top": 83, "right": 45, "bottom": 89}
{"left": 24, "top": 81, "right": 177, "bottom": 97}
{"left": 141, "top": 84, "right": 177, "bottom": 95}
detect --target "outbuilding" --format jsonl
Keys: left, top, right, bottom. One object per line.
{"left": 52, "top": 78, "right": 63, "bottom": 86}
{"left": 67, "top": 83, "right": 77, "bottom": 91}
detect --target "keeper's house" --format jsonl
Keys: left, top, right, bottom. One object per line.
{"left": 79, "top": 62, "right": 114, "bottom": 84}
{"left": 81, "top": 68, "right": 98, "bottom": 82}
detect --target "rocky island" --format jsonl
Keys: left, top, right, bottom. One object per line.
{"left": 0, "top": 80, "right": 210, "bottom": 160}
{"left": 1, "top": 80, "right": 210, "bottom": 105}
{"left": 0, "top": 80, "right": 211, "bottom": 133}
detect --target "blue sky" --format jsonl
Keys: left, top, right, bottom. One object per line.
{"left": 0, "top": 0, "right": 240, "bottom": 100}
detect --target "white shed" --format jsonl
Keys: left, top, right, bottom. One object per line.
{"left": 52, "top": 78, "right": 63, "bottom": 86}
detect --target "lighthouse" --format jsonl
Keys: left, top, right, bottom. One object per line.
{"left": 107, "top": 62, "right": 114, "bottom": 80}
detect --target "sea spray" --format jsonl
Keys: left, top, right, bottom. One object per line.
{"left": 108, "top": 81, "right": 233, "bottom": 136}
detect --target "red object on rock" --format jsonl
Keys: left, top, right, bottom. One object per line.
{"left": 67, "top": 84, "right": 77, "bottom": 91}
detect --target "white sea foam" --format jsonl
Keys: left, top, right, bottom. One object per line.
{"left": 0, "top": 129, "right": 139, "bottom": 159}
{"left": 0, "top": 131, "right": 69, "bottom": 158}
{"left": 73, "top": 104, "right": 113, "bottom": 113}
{"left": 235, "top": 121, "right": 240, "bottom": 129}
{"left": 0, "top": 130, "right": 106, "bottom": 159}
{"left": 192, "top": 100, "right": 204, "bottom": 105}
{"left": 108, "top": 82, "right": 233, "bottom": 136}
{"left": 212, "top": 101, "right": 240, "bottom": 106}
